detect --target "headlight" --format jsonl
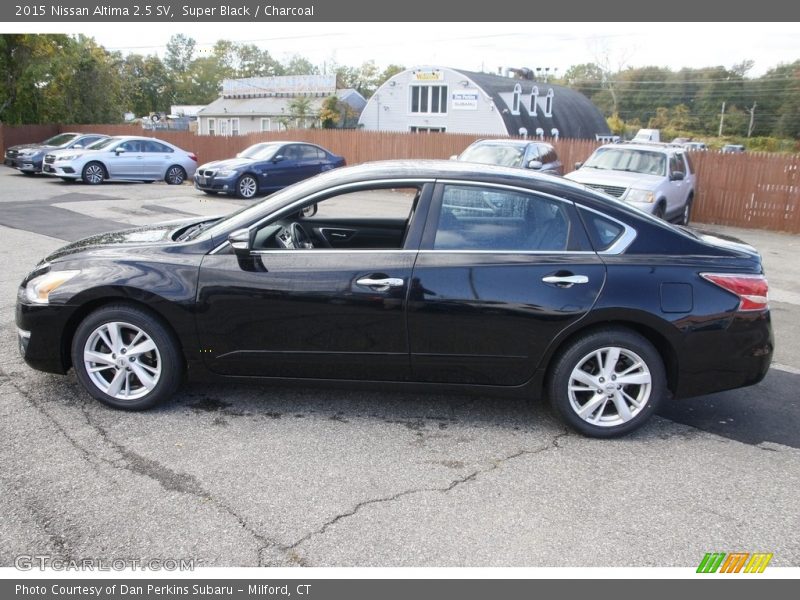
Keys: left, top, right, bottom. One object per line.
{"left": 216, "top": 169, "right": 237, "bottom": 177}
{"left": 58, "top": 154, "right": 78, "bottom": 161}
{"left": 625, "top": 188, "right": 656, "bottom": 203}
{"left": 24, "top": 270, "right": 80, "bottom": 304}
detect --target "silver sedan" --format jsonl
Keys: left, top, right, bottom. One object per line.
{"left": 42, "top": 136, "right": 198, "bottom": 185}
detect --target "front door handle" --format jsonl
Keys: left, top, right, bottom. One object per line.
{"left": 356, "top": 277, "right": 404, "bottom": 291}
{"left": 542, "top": 274, "right": 589, "bottom": 287}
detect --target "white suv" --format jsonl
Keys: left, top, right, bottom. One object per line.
{"left": 565, "top": 142, "right": 696, "bottom": 224}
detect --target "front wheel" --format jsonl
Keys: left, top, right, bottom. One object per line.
{"left": 165, "top": 165, "right": 187, "bottom": 185}
{"left": 236, "top": 174, "right": 258, "bottom": 199}
{"left": 547, "top": 328, "right": 666, "bottom": 437}
{"left": 679, "top": 196, "right": 693, "bottom": 225}
{"left": 71, "top": 304, "right": 183, "bottom": 410}
{"left": 82, "top": 162, "right": 106, "bottom": 185}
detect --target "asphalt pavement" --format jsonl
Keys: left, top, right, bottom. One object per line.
{"left": 1, "top": 168, "right": 798, "bottom": 568}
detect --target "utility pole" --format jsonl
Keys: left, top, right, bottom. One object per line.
{"left": 747, "top": 102, "right": 757, "bottom": 138}
{"left": 718, "top": 101, "right": 726, "bottom": 137}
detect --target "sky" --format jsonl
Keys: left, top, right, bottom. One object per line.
{"left": 5, "top": 22, "right": 799, "bottom": 76}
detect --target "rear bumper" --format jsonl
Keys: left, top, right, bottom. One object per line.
{"left": 674, "top": 310, "right": 773, "bottom": 398}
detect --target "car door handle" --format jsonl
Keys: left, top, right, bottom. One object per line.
{"left": 542, "top": 274, "right": 589, "bottom": 287}
{"left": 356, "top": 277, "right": 404, "bottom": 290}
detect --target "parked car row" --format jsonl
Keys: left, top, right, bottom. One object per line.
{"left": 5, "top": 133, "right": 198, "bottom": 185}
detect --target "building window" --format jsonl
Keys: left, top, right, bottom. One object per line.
{"left": 512, "top": 83, "right": 521, "bottom": 115}
{"left": 207, "top": 118, "right": 215, "bottom": 136}
{"left": 545, "top": 89, "right": 554, "bottom": 117}
{"left": 410, "top": 126, "right": 446, "bottom": 133}
{"left": 530, "top": 86, "right": 539, "bottom": 116}
{"left": 260, "top": 118, "right": 271, "bottom": 132}
{"left": 231, "top": 118, "right": 240, "bottom": 136}
{"left": 410, "top": 85, "right": 448, "bottom": 114}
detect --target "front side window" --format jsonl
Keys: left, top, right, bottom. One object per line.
{"left": 251, "top": 186, "right": 420, "bottom": 251}
{"left": 410, "top": 85, "right": 448, "bottom": 114}
{"left": 433, "top": 185, "right": 570, "bottom": 252}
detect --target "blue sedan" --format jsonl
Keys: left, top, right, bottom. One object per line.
{"left": 194, "top": 141, "right": 346, "bottom": 199}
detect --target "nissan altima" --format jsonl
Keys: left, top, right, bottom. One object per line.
{"left": 16, "top": 161, "right": 773, "bottom": 437}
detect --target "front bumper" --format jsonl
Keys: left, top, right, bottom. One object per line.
{"left": 16, "top": 299, "right": 77, "bottom": 374}
{"left": 194, "top": 172, "right": 237, "bottom": 194}
{"left": 42, "top": 161, "right": 80, "bottom": 178}
{"left": 6, "top": 157, "right": 42, "bottom": 172}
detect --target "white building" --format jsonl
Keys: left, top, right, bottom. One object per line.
{"left": 359, "top": 66, "right": 610, "bottom": 139}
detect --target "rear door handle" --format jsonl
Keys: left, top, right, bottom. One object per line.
{"left": 356, "top": 277, "right": 404, "bottom": 291}
{"left": 542, "top": 275, "right": 589, "bottom": 287}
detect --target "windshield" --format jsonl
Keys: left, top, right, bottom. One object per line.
{"left": 43, "top": 133, "right": 80, "bottom": 146}
{"left": 89, "top": 137, "right": 122, "bottom": 150}
{"left": 459, "top": 143, "right": 526, "bottom": 167}
{"left": 238, "top": 143, "right": 283, "bottom": 160}
{"left": 85, "top": 137, "right": 109, "bottom": 149}
{"left": 583, "top": 148, "right": 666, "bottom": 176}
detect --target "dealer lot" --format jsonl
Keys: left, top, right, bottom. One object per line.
{"left": 1, "top": 169, "right": 799, "bottom": 567}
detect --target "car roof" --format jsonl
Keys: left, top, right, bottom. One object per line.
{"left": 469, "top": 139, "right": 546, "bottom": 148}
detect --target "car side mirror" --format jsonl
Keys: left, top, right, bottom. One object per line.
{"left": 228, "top": 228, "right": 252, "bottom": 254}
{"left": 300, "top": 203, "right": 318, "bottom": 218}
{"left": 115, "top": 148, "right": 126, "bottom": 155}
{"left": 527, "top": 160, "right": 543, "bottom": 170}
{"left": 671, "top": 171, "right": 685, "bottom": 181}
{"left": 273, "top": 155, "right": 285, "bottom": 163}
{"left": 574, "top": 161, "right": 583, "bottom": 170}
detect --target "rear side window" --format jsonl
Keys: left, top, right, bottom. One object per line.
{"left": 579, "top": 209, "right": 625, "bottom": 251}
{"left": 433, "top": 185, "right": 571, "bottom": 252}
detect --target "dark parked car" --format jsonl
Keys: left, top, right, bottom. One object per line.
{"left": 454, "top": 139, "right": 563, "bottom": 175}
{"left": 4, "top": 133, "right": 109, "bottom": 175}
{"left": 721, "top": 144, "right": 746, "bottom": 154}
{"left": 16, "top": 161, "right": 772, "bottom": 437}
{"left": 194, "top": 141, "right": 345, "bottom": 199}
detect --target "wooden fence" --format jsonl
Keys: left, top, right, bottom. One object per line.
{"left": 2, "top": 123, "right": 799, "bottom": 233}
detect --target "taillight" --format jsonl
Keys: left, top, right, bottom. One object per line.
{"left": 701, "top": 273, "right": 769, "bottom": 311}
{"left": 189, "top": 153, "right": 198, "bottom": 162}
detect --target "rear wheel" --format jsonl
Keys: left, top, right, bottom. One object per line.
{"left": 236, "top": 174, "right": 258, "bottom": 199}
{"left": 82, "top": 162, "right": 106, "bottom": 185}
{"left": 165, "top": 165, "right": 187, "bottom": 185}
{"left": 547, "top": 328, "right": 666, "bottom": 437}
{"left": 71, "top": 304, "right": 183, "bottom": 410}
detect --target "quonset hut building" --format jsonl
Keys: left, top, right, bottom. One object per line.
{"left": 358, "top": 66, "right": 610, "bottom": 139}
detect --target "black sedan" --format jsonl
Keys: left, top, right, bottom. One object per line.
{"left": 194, "top": 141, "right": 345, "bottom": 199}
{"left": 4, "top": 132, "right": 109, "bottom": 175}
{"left": 16, "top": 161, "right": 773, "bottom": 437}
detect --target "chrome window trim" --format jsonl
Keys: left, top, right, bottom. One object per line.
{"left": 576, "top": 204, "right": 638, "bottom": 255}
{"left": 209, "top": 178, "right": 435, "bottom": 254}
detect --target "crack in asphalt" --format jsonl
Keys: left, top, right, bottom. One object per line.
{"left": 280, "top": 429, "right": 569, "bottom": 560}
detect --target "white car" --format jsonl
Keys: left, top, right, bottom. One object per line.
{"left": 42, "top": 136, "right": 198, "bottom": 185}
{"left": 565, "top": 142, "right": 696, "bottom": 224}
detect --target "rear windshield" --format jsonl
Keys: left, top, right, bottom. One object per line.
{"left": 459, "top": 143, "right": 526, "bottom": 168}
{"left": 43, "top": 133, "right": 80, "bottom": 146}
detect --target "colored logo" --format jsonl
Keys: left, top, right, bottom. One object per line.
{"left": 697, "top": 552, "right": 773, "bottom": 573}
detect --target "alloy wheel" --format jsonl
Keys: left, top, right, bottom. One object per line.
{"left": 567, "top": 346, "right": 652, "bottom": 427}
{"left": 82, "top": 321, "right": 162, "bottom": 401}
{"left": 238, "top": 175, "right": 257, "bottom": 199}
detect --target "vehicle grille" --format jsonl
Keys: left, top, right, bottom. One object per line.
{"left": 44, "top": 154, "right": 55, "bottom": 164}
{"left": 586, "top": 184, "right": 627, "bottom": 198}
{"left": 199, "top": 169, "right": 217, "bottom": 177}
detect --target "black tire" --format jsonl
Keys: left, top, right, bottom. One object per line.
{"left": 679, "top": 195, "right": 693, "bottom": 225}
{"left": 236, "top": 174, "right": 258, "bottom": 199}
{"left": 165, "top": 165, "right": 187, "bottom": 185}
{"left": 654, "top": 202, "right": 666, "bottom": 220}
{"left": 82, "top": 161, "right": 106, "bottom": 185}
{"left": 202, "top": 190, "right": 218, "bottom": 196}
{"left": 547, "top": 328, "right": 666, "bottom": 438}
{"left": 71, "top": 304, "right": 183, "bottom": 410}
